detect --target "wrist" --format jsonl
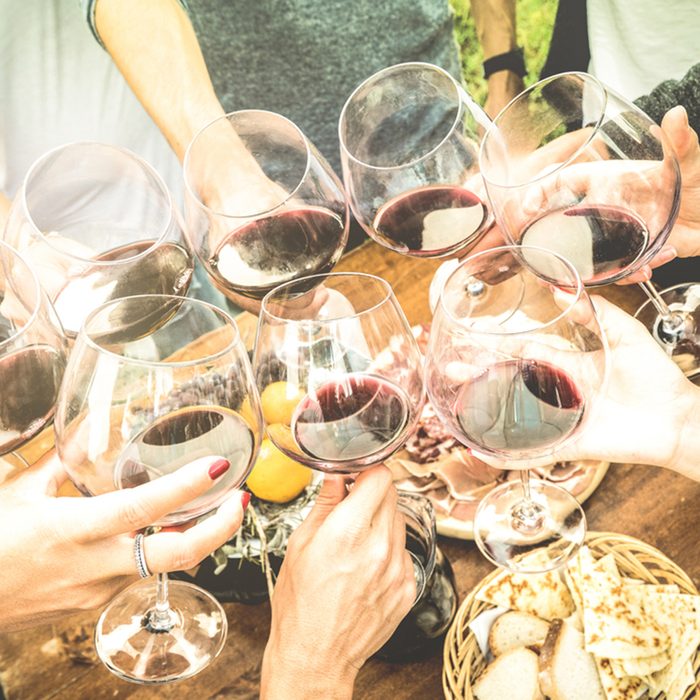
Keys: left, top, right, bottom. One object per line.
{"left": 261, "top": 634, "right": 358, "bottom": 700}
{"left": 482, "top": 47, "right": 526, "bottom": 81}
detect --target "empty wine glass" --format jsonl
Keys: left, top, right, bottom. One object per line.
{"left": 55, "top": 295, "right": 263, "bottom": 683}
{"left": 338, "top": 62, "right": 493, "bottom": 258}
{"left": 183, "top": 110, "right": 349, "bottom": 303}
{"left": 479, "top": 72, "right": 696, "bottom": 377}
{"left": 3, "top": 142, "right": 193, "bottom": 339}
{"left": 0, "top": 240, "right": 67, "bottom": 454}
{"left": 253, "top": 272, "right": 429, "bottom": 589}
{"left": 425, "top": 246, "right": 608, "bottom": 572}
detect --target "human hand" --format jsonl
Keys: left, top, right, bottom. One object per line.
{"left": 618, "top": 105, "right": 700, "bottom": 283}
{"left": 552, "top": 295, "right": 697, "bottom": 476}
{"left": 260, "top": 466, "right": 415, "bottom": 700}
{"left": 0, "top": 451, "right": 247, "bottom": 632}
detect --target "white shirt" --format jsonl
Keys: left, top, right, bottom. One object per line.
{"left": 0, "top": 0, "right": 181, "bottom": 202}
{"left": 587, "top": 0, "right": 700, "bottom": 100}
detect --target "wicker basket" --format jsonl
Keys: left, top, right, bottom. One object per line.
{"left": 442, "top": 532, "right": 700, "bottom": 699}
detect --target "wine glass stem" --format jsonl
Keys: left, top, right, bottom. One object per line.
{"left": 639, "top": 280, "right": 686, "bottom": 336}
{"left": 148, "top": 573, "right": 175, "bottom": 632}
{"left": 511, "top": 469, "right": 545, "bottom": 534}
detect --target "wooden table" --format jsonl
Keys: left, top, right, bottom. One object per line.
{"left": 2, "top": 241, "right": 700, "bottom": 700}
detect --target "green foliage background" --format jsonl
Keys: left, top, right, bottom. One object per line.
{"left": 450, "top": 0, "right": 558, "bottom": 105}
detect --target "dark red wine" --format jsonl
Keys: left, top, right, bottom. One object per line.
{"left": 520, "top": 205, "right": 649, "bottom": 285}
{"left": 372, "top": 185, "right": 486, "bottom": 256}
{"left": 292, "top": 373, "right": 410, "bottom": 465}
{"left": 210, "top": 205, "right": 346, "bottom": 300}
{"left": 54, "top": 240, "right": 193, "bottom": 336}
{"left": 116, "top": 405, "right": 255, "bottom": 525}
{"left": 0, "top": 344, "right": 65, "bottom": 453}
{"left": 454, "top": 360, "right": 584, "bottom": 455}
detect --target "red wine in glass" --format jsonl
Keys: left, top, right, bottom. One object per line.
{"left": 114, "top": 405, "right": 255, "bottom": 526}
{"left": 454, "top": 359, "right": 584, "bottom": 454}
{"left": 292, "top": 372, "right": 411, "bottom": 467}
{"left": 53, "top": 239, "right": 194, "bottom": 337}
{"left": 520, "top": 204, "right": 649, "bottom": 285}
{"left": 372, "top": 185, "right": 487, "bottom": 257}
{"left": 0, "top": 344, "right": 65, "bottom": 453}
{"left": 210, "top": 205, "right": 346, "bottom": 300}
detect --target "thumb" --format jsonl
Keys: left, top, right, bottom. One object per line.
{"left": 302, "top": 474, "right": 347, "bottom": 529}
{"left": 661, "top": 105, "right": 697, "bottom": 162}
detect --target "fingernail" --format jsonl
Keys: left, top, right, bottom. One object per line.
{"left": 241, "top": 491, "right": 251, "bottom": 510}
{"left": 208, "top": 458, "right": 230, "bottom": 480}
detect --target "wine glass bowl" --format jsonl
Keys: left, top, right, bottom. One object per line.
{"left": 3, "top": 142, "right": 193, "bottom": 338}
{"left": 183, "top": 110, "right": 349, "bottom": 302}
{"left": 479, "top": 72, "right": 680, "bottom": 287}
{"left": 0, "top": 240, "right": 67, "bottom": 454}
{"left": 254, "top": 273, "right": 424, "bottom": 474}
{"left": 425, "top": 246, "right": 608, "bottom": 571}
{"left": 339, "top": 62, "right": 492, "bottom": 258}
{"left": 55, "top": 294, "right": 263, "bottom": 682}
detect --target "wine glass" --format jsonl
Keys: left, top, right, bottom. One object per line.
{"left": 183, "top": 110, "right": 349, "bottom": 302}
{"left": 55, "top": 295, "right": 264, "bottom": 683}
{"left": 0, "top": 240, "right": 67, "bottom": 454}
{"left": 253, "top": 272, "right": 428, "bottom": 587}
{"left": 338, "top": 62, "right": 493, "bottom": 258}
{"left": 3, "top": 142, "right": 193, "bottom": 339}
{"left": 479, "top": 72, "right": 696, "bottom": 377}
{"left": 425, "top": 246, "right": 608, "bottom": 572}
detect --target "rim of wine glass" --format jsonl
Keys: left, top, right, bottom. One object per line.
{"left": 437, "top": 244, "right": 586, "bottom": 336}
{"left": 80, "top": 293, "right": 242, "bottom": 368}
{"left": 183, "top": 109, "right": 312, "bottom": 220}
{"left": 478, "top": 71, "right": 609, "bottom": 190}
{"left": 0, "top": 239, "right": 51, "bottom": 351}
{"left": 338, "top": 61, "right": 474, "bottom": 172}
{"left": 260, "top": 271, "right": 394, "bottom": 324}
{"left": 19, "top": 141, "right": 176, "bottom": 267}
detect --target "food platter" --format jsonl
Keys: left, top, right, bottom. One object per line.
{"left": 442, "top": 532, "right": 700, "bottom": 700}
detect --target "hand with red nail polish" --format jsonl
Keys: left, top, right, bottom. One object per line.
{"left": 0, "top": 453, "right": 246, "bottom": 632}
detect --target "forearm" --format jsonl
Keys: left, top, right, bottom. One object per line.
{"left": 667, "top": 380, "right": 700, "bottom": 481}
{"left": 635, "top": 63, "right": 700, "bottom": 135}
{"left": 470, "top": 0, "right": 524, "bottom": 117}
{"left": 95, "top": 0, "right": 225, "bottom": 161}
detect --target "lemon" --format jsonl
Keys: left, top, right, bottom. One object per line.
{"left": 260, "top": 381, "right": 303, "bottom": 426}
{"left": 246, "top": 438, "right": 312, "bottom": 503}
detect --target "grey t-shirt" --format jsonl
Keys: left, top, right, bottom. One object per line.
{"left": 86, "top": 0, "right": 462, "bottom": 174}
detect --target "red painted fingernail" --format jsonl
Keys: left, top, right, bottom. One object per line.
{"left": 241, "top": 491, "right": 251, "bottom": 510}
{"left": 208, "top": 459, "right": 230, "bottom": 480}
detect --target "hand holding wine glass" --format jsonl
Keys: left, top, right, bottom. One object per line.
{"left": 261, "top": 466, "right": 415, "bottom": 700}
{"left": 55, "top": 294, "right": 264, "bottom": 683}
{"left": 184, "top": 110, "right": 349, "bottom": 314}
{"left": 425, "top": 246, "right": 608, "bottom": 572}
{"left": 0, "top": 450, "right": 247, "bottom": 633}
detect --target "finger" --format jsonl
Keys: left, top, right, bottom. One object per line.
{"left": 617, "top": 266, "right": 652, "bottom": 284}
{"left": 301, "top": 474, "right": 347, "bottom": 530}
{"left": 142, "top": 490, "right": 247, "bottom": 574}
{"left": 329, "top": 464, "right": 394, "bottom": 526}
{"left": 12, "top": 450, "right": 70, "bottom": 496}
{"left": 74, "top": 457, "right": 233, "bottom": 540}
{"left": 661, "top": 105, "right": 697, "bottom": 162}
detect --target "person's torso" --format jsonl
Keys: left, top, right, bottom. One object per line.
{"left": 0, "top": 0, "right": 181, "bottom": 200}
{"left": 587, "top": 0, "right": 700, "bottom": 100}
{"left": 185, "top": 0, "right": 461, "bottom": 174}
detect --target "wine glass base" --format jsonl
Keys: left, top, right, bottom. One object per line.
{"left": 474, "top": 478, "right": 586, "bottom": 573}
{"left": 635, "top": 282, "right": 700, "bottom": 380}
{"left": 95, "top": 579, "right": 228, "bottom": 684}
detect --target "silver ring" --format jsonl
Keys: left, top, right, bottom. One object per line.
{"left": 134, "top": 533, "right": 152, "bottom": 579}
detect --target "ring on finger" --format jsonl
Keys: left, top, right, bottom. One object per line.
{"left": 134, "top": 532, "right": 152, "bottom": 579}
